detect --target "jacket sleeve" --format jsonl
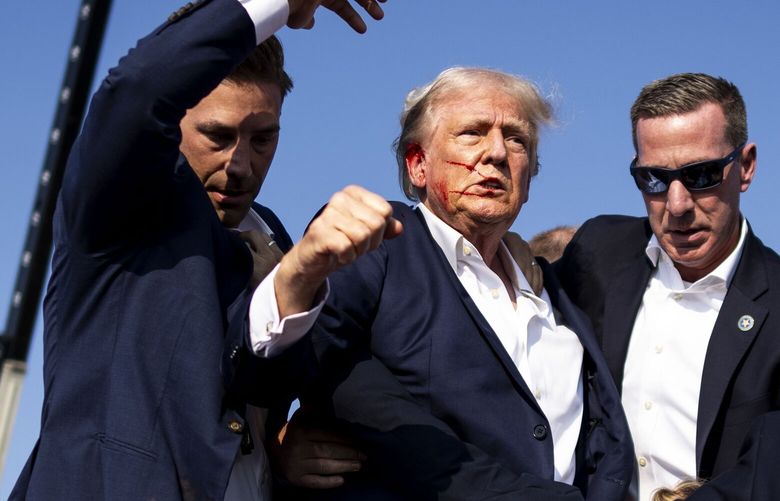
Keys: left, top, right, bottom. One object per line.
{"left": 59, "top": 0, "right": 257, "bottom": 253}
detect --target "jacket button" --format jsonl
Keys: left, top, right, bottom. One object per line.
{"left": 533, "top": 424, "right": 548, "bottom": 440}
{"left": 228, "top": 420, "right": 244, "bottom": 434}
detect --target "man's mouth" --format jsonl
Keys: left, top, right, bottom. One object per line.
{"left": 212, "top": 189, "right": 252, "bottom": 204}
{"left": 667, "top": 227, "right": 707, "bottom": 247}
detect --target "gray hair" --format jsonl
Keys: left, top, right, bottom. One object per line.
{"left": 393, "top": 67, "right": 554, "bottom": 201}
{"left": 631, "top": 73, "right": 747, "bottom": 150}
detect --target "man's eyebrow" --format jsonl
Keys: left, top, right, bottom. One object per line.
{"left": 194, "top": 120, "right": 280, "bottom": 134}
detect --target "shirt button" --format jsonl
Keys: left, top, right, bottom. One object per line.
{"left": 638, "top": 457, "right": 647, "bottom": 467}
{"left": 644, "top": 401, "right": 653, "bottom": 410}
{"left": 532, "top": 424, "right": 548, "bottom": 441}
{"left": 534, "top": 390, "right": 542, "bottom": 400}
{"left": 655, "top": 344, "right": 663, "bottom": 354}
{"left": 228, "top": 420, "right": 244, "bottom": 434}
{"left": 672, "top": 293, "right": 683, "bottom": 301}
{"left": 490, "top": 289, "right": 499, "bottom": 299}
{"left": 463, "top": 246, "right": 472, "bottom": 256}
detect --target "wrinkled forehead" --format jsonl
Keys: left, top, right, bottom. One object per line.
{"left": 424, "top": 84, "right": 534, "bottom": 135}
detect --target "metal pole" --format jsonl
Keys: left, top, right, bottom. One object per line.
{"left": 0, "top": 0, "right": 113, "bottom": 476}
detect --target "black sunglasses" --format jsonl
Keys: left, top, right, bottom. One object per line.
{"left": 629, "top": 142, "right": 745, "bottom": 194}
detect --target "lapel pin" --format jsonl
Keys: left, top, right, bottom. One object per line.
{"left": 737, "top": 315, "right": 755, "bottom": 332}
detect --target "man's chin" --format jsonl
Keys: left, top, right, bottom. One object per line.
{"left": 216, "top": 207, "right": 249, "bottom": 228}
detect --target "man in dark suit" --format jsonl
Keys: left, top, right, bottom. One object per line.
{"left": 275, "top": 67, "right": 634, "bottom": 500}
{"left": 10, "top": 0, "right": 394, "bottom": 500}
{"left": 557, "top": 73, "right": 780, "bottom": 500}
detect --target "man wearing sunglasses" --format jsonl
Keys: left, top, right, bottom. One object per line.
{"left": 556, "top": 73, "right": 780, "bottom": 500}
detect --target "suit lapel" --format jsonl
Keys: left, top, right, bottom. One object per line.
{"left": 696, "top": 230, "right": 769, "bottom": 474}
{"left": 601, "top": 253, "right": 653, "bottom": 388}
{"left": 413, "top": 209, "right": 540, "bottom": 408}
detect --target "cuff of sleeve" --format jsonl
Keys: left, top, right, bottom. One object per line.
{"left": 237, "top": 0, "right": 289, "bottom": 44}
{"left": 248, "top": 263, "right": 330, "bottom": 358}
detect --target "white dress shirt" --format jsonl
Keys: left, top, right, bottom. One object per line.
{"left": 622, "top": 219, "right": 747, "bottom": 501}
{"left": 418, "top": 204, "right": 584, "bottom": 484}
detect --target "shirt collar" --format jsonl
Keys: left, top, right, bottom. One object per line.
{"left": 416, "top": 203, "right": 536, "bottom": 294}
{"left": 237, "top": 206, "right": 274, "bottom": 237}
{"left": 417, "top": 203, "right": 465, "bottom": 271}
{"left": 645, "top": 216, "right": 748, "bottom": 287}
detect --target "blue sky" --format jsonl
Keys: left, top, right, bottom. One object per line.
{"left": 1, "top": 0, "right": 779, "bottom": 494}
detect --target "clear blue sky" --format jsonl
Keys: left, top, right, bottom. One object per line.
{"left": 1, "top": 0, "right": 779, "bottom": 495}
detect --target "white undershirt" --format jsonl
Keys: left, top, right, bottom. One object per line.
{"left": 419, "top": 204, "right": 584, "bottom": 484}
{"left": 622, "top": 218, "right": 747, "bottom": 501}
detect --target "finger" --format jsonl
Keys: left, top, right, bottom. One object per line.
{"left": 302, "top": 457, "right": 362, "bottom": 475}
{"left": 258, "top": 233, "right": 285, "bottom": 261}
{"left": 323, "top": 191, "right": 382, "bottom": 257}
{"left": 322, "top": 0, "right": 367, "bottom": 33}
{"left": 383, "top": 217, "right": 403, "bottom": 240}
{"left": 357, "top": 0, "right": 385, "bottom": 20}
{"left": 237, "top": 230, "right": 264, "bottom": 251}
{"left": 297, "top": 474, "right": 345, "bottom": 490}
{"left": 309, "top": 441, "right": 366, "bottom": 460}
{"left": 342, "top": 185, "right": 393, "bottom": 219}
{"left": 340, "top": 185, "right": 396, "bottom": 248}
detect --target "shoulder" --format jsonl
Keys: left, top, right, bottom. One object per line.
{"left": 567, "top": 214, "right": 650, "bottom": 258}
{"left": 745, "top": 228, "right": 780, "bottom": 268}
{"left": 577, "top": 214, "right": 649, "bottom": 241}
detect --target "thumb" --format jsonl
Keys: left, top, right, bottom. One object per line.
{"left": 383, "top": 217, "right": 403, "bottom": 240}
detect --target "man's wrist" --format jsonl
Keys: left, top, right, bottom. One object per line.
{"left": 237, "top": 0, "right": 289, "bottom": 44}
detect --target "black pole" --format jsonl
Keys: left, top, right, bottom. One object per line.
{"left": 0, "top": 0, "right": 113, "bottom": 366}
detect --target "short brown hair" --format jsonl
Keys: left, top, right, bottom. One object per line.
{"left": 226, "top": 35, "right": 293, "bottom": 99}
{"left": 630, "top": 73, "right": 746, "bottom": 150}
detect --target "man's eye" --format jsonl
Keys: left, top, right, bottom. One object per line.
{"left": 252, "top": 133, "right": 277, "bottom": 150}
{"left": 205, "top": 132, "right": 233, "bottom": 147}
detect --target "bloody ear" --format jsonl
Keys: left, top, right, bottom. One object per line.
{"left": 405, "top": 143, "right": 424, "bottom": 166}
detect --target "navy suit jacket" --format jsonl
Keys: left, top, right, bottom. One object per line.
{"left": 556, "top": 215, "right": 780, "bottom": 483}
{"left": 300, "top": 204, "right": 633, "bottom": 500}
{"left": 11, "top": 1, "right": 294, "bottom": 499}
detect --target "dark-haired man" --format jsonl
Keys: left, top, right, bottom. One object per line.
{"left": 557, "top": 73, "right": 780, "bottom": 500}
{"left": 11, "top": 1, "right": 394, "bottom": 500}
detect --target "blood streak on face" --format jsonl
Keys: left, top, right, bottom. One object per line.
{"left": 433, "top": 180, "right": 452, "bottom": 208}
{"left": 449, "top": 190, "right": 493, "bottom": 198}
{"left": 446, "top": 160, "right": 475, "bottom": 171}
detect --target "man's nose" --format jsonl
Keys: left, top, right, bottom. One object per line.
{"left": 665, "top": 179, "right": 695, "bottom": 217}
{"left": 481, "top": 130, "right": 508, "bottom": 166}
{"left": 225, "top": 141, "right": 252, "bottom": 179}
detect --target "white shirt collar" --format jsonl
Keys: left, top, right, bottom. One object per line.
{"left": 236, "top": 206, "right": 274, "bottom": 237}
{"left": 416, "top": 203, "right": 536, "bottom": 295}
{"left": 644, "top": 216, "right": 748, "bottom": 287}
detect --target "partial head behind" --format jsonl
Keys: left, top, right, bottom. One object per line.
{"left": 529, "top": 225, "right": 577, "bottom": 263}
{"left": 630, "top": 72, "right": 746, "bottom": 150}
{"left": 394, "top": 67, "right": 554, "bottom": 201}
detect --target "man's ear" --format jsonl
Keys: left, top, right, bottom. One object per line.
{"left": 405, "top": 144, "right": 427, "bottom": 189}
{"left": 739, "top": 143, "right": 757, "bottom": 193}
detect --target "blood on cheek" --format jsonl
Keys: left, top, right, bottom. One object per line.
{"left": 445, "top": 160, "right": 491, "bottom": 197}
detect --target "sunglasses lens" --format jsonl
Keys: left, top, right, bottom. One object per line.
{"left": 680, "top": 162, "right": 723, "bottom": 190}
{"left": 634, "top": 169, "right": 669, "bottom": 194}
